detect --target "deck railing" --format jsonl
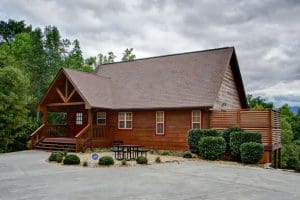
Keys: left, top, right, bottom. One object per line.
{"left": 30, "top": 124, "right": 45, "bottom": 148}
{"left": 47, "top": 124, "right": 68, "bottom": 137}
{"left": 75, "top": 124, "right": 91, "bottom": 152}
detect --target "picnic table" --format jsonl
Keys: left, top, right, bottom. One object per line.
{"left": 114, "top": 145, "right": 149, "bottom": 160}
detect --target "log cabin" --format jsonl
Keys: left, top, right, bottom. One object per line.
{"left": 31, "top": 47, "right": 281, "bottom": 164}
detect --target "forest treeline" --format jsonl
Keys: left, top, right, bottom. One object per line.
{"left": 0, "top": 19, "right": 135, "bottom": 152}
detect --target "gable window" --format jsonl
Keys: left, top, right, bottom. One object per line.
{"left": 97, "top": 112, "right": 106, "bottom": 125}
{"left": 118, "top": 112, "right": 132, "bottom": 129}
{"left": 156, "top": 111, "right": 164, "bottom": 135}
{"left": 192, "top": 110, "right": 201, "bottom": 129}
{"left": 76, "top": 112, "right": 83, "bottom": 125}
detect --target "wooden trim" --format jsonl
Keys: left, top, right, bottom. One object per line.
{"left": 47, "top": 102, "right": 85, "bottom": 107}
{"left": 118, "top": 112, "right": 133, "bottom": 130}
{"left": 75, "top": 124, "right": 90, "bottom": 138}
{"left": 155, "top": 111, "right": 165, "bottom": 135}
{"left": 65, "top": 78, "right": 68, "bottom": 98}
{"left": 55, "top": 87, "right": 66, "bottom": 103}
{"left": 191, "top": 110, "right": 201, "bottom": 129}
{"left": 66, "top": 89, "right": 76, "bottom": 102}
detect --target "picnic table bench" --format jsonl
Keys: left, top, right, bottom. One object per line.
{"left": 113, "top": 145, "right": 149, "bottom": 160}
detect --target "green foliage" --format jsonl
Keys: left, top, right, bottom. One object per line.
{"left": 121, "top": 159, "right": 127, "bottom": 165}
{"left": 240, "top": 142, "right": 264, "bottom": 164}
{"left": 98, "top": 156, "right": 114, "bottom": 166}
{"left": 0, "top": 19, "right": 31, "bottom": 44}
{"left": 188, "top": 129, "right": 220, "bottom": 154}
{"left": 49, "top": 151, "right": 65, "bottom": 163}
{"left": 63, "top": 154, "right": 80, "bottom": 165}
{"left": 182, "top": 151, "right": 193, "bottom": 158}
{"left": 122, "top": 48, "right": 136, "bottom": 61}
{"left": 281, "top": 143, "right": 300, "bottom": 171}
{"left": 0, "top": 66, "right": 30, "bottom": 152}
{"left": 230, "top": 131, "right": 261, "bottom": 159}
{"left": 198, "top": 136, "right": 226, "bottom": 160}
{"left": 155, "top": 157, "right": 161, "bottom": 163}
{"left": 136, "top": 156, "right": 148, "bottom": 164}
{"left": 222, "top": 127, "right": 243, "bottom": 153}
{"left": 247, "top": 94, "right": 274, "bottom": 109}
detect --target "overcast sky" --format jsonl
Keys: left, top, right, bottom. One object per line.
{"left": 1, "top": 0, "right": 299, "bottom": 107}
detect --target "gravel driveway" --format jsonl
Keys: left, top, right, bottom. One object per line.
{"left": 0, "top": 150, "right": 299, "bottom": 200}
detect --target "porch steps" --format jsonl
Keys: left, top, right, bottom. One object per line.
{"left": 35, "top": 137, "right": 76, "bottom": 152}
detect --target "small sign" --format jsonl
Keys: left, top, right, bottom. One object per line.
{"left": 92, "top": 153, "right": 99, "bottom": 160}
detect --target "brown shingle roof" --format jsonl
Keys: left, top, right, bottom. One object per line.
{"left": 63, "top": 47, "right": 243, "bottom": 109}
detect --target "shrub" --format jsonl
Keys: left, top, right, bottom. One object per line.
{"left": 243, "top": 132, "right": 261, "bottom": 143}
{"left": 136, "top": 156, "right": 148, "bottom": 164}
{"left": 161, "top": 151, "right": 169, "bottom": 156}
{"left": 83, "top": 161, "right": 88, "bottom": 167}
{"left": 240, "top": 142, "right": 264, "bottom": 164}
{"left": 222, "top": 127, "right": 243, "bottom": 153}
{"left": 183, "top": 151, "right": 192, "bottom": 158}
{"left": 230, "top": 131, "right": 262, "bottom": 159}
{"left": 198, "top": 136, "right": 226, "bottom": 160}
{"left": 281, "top": 143, "right": 300, "bottom": 170}
{"left": 155, "top": 157, "right": 161, "bottom": 163}
{"left": 98, "top": 156, "right": 114, "bottom": 166}
{"left": 121, "top": 159, "right": 127, "bottom": 165}
{"left": 63, "top": 154, "right": 80, "bottom": 165}
{"left": 230, "top": 131, "right": 245, "bottom": 159}
{"left": 188, "top": 129, "right": 220, "bottom": 154}
{"left": 48, "top": 151, "right": 64, "bottom": 163}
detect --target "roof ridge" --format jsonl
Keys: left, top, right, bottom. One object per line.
{"left": 63, "top": 67, "right": 111, "bottom": 79}
{"left": 95, "top": 46, "right": 234, "bottom": 72}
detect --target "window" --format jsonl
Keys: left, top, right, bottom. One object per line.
{"left": 76, "top": 112, "right": 83, "bottom": 125}
{"left": 192, "top": 110, "right": 201, "bottom": 129}
{"left": 118, "top": 112, "right": 132, "bottom": 129}
{"left": 97, "top": 112, "right": 106, "bottom": 125}
{"left": 156, "top": 111, "right": 164, "bottom": 135}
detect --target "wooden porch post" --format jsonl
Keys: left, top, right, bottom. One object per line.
{"left": 88, "top": 109, "right": 93, "bottom": 147}
{"left": 43, "top": 107, "right": 48, "bottom": 138}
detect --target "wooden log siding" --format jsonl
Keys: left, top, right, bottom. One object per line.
{"left": 210, "top": 109, "right": 281, "bottom": 149}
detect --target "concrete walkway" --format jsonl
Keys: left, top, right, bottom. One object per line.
{"left": 0, "top": 150, "right": 299, "bottom": 200}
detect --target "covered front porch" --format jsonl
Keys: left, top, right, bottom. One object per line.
{"left": 31, "top": 105, "right": 112, "bottom": 152}
{"left": 30, "top": 69, "right": 112, "bottom": 152}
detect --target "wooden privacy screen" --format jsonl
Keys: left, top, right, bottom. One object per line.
{"left": 210, "top": 109, "right": 281, "bottom": 150}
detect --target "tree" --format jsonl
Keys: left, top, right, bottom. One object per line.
{"left": 247, "top": 94, "right": 274, "bottom": 109}
{"left": 97, "top": 51, "right": 116, "bottom": 65}
{"left": 0, "top": 19, "right": 32, "bottom": 45}
{"left": 0, "top": 66, "right": 30, "bottom": 152}
{"left": 122, "top": 48, "right": 136, "bottom": 61}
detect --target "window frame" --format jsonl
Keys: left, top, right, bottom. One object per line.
{"left": 191, "top": 110, "right": 201, "bottom": 129}
{"left": 118, "top": 112, "right": 133, "bottom": 130}
{"left": 97, "top": 112, "right": 106, "bottom": 126}
{"left": 156, "top": 111, "right": 165, "bottom": 135}
{"left": 75, "top": 112, "right": 83, "bottom": 125}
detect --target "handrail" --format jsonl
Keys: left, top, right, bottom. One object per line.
{"left": 75, "top": 124, "right": 90, "bottom": 138}
{"left": 30, "top": 124, "right": 45, "bottom": 137}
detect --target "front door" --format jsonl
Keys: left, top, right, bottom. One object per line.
{"left": 72, "top": 112, "right": 86, "bottom": 137}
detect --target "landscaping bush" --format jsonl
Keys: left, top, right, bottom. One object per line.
{"left": 136, "top": 156, "right": 148, "bottom": 164}
{"left": 83, "top": 161, "right": 88, "bottom": 167}
{"left": 230, "top": 131, "right": 245, "bottom": 159}
{"left": 121, "top": 159, "right": 127, "bottom": 165}
{"left": 182, "top": 151, "right": 192, "bottom": 158}
{"left": 222, "top": 127, "right": 243, "bottom": 153}
{"left": 155, "top": 157, "right": 161, "bottom": 163}
{"left": 188, "top": 129, "right": 220, "bottom": 154}
{"left": 240, "top": 142, "right": 264, "bottom": 164}
{"left": 63, "top": 154, "right": 80, "bottom": 165}
{"left": 230, "top": 131, "right": 262, "bottom": 159}
{"left": 48, "top": 151, "right": 64, "bottom": 163}
{"left": 98, "top": 156, "right": 114, "bottom": 166}
{"left": 198, "top": 136, "right": 226, "bottom": 160}
{"left": 243, "top": 132, "right": 261, "bottom": 143}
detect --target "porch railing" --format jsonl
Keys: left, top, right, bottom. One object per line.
{"left": 30, "top": 124, "right": 45, "bottom": 148}
{"left": 75, "top": 124, "right": 91, "bottom": 152}
{"left": 92, "top": 125, "right": 107, "bottom": 138}
{"left": 47, "top": 124, "right": 68, "bottom": 137}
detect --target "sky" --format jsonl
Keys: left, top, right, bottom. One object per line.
{"left": 0, "top": 0, "right": 299, "bottom": 107}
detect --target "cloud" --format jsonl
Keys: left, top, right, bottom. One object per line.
{"left": 0, "top": 0, "right": 299, "bottom": 107}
